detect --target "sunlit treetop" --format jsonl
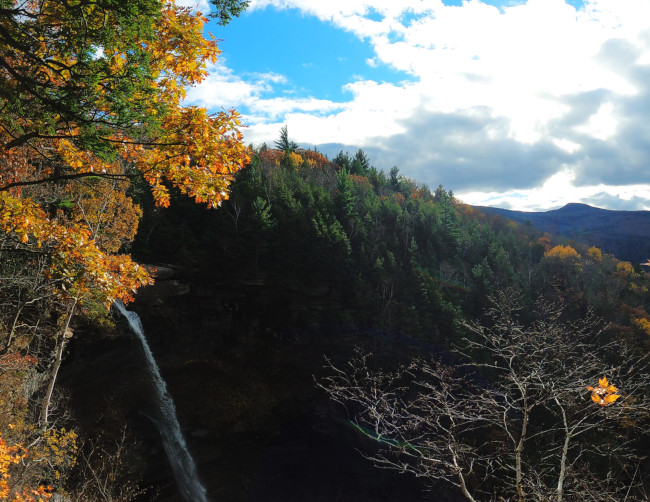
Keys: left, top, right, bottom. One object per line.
{"left": 0, "top": 0, "right": 251, "bottom": 308}
{"left": 0, "top": 0, "right": 251, "bottom": 209}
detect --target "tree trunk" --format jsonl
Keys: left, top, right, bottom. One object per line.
{"left": 554, "top": 397, "right": 570, "bottom": 502}
{"left": 557, "top": 431, "right": 571, "bottom": 502}
{"left": 515, "top": 396, "right": 529, "bottom": 502}
{"left": 451, "top": 445, "right": 477, "bottom": 502}
{"left": 40, "top": 299, "right": 76, "bottom": 426}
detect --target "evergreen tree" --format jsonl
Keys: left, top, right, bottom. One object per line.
{"left": 274, "top": 125, "right": 299, "bottom": 152}
{"left": 333, "top": 150, "right": 351, "bottom": 170}
{"left": 351, "top": 149, "right": 370, "bottom": 175}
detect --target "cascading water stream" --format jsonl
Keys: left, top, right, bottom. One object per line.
{"left": 114, "top": 302, "right": 209, "bottom": 502}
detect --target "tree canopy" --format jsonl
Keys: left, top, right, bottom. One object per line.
{"left": 0, "top": 0, "right": 250, "bottom": 497}
{"left": 0, "top": 0, "right": 251, "bottom": 309}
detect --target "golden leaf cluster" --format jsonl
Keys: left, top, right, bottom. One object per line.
{"left": 0, "top": 435, "right": 51, "bottom": 501}
{"left": 0, "top": 0, "right": 251, "bottom": 309}
{"left": 586, "top": 376, "right": 621, "bottom": 407}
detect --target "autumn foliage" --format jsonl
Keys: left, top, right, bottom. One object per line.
{"left": 0, "top": 0, "right": 252, "bottom": 307}
{"left": 258, "top": 147, "right": 333, "bottom": 170}
{"left": 544, "top": 244, "right": 581, "bottom": 261}
{"left": 586, "top": 376, "right": 621, "bottom": 407}
{"left": 0, "top": 435, "right": 51, "bottom": 502}
{"left": 0, "top": 0, "right": 250, "bottom": 308}
{"left": 0, "top": 0, "right": 250, "bottom": 495}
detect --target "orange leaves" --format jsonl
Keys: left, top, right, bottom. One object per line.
{"left": 586, "top": 376, "right": 621, "bottom": 407}
{"left": 0, "top": 435, "right": 51, "bottom": 501}
{"left": 257, "top": 148, "right": 333, "bottom": 171}
{"left": 300, "top": 149, "right": 331, "bottom": 168}
{"left": 258, "top": 149, "right": 284, "bottom": 167}
{"left": 139, "top": 107, "right": 251, "bottom": 208}
{"left": 0, "top": 437, "right": 24, "bottom": 500}
{"left": 537, "top": 235, "right": 552, "bottom": 251}
{"left": 0, "top": 353, "right": 38, "bottom": 373}
{"left": 146, "top": 2, "right": 220, "bottom": 100}
{"left": 0, "top": 193, "right": 151, "bottom": 308}
{"left": 0, "top": 0, "right": 249, "bottom": 310}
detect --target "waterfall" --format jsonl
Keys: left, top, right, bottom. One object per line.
{"left": 114, "top": 302, "right": 209, "bottom": 502}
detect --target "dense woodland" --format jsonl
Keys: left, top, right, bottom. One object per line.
{"left": 139, "top": 136, "right": 650, "bottom": 347}
{"left": 131, "top": 135, "right": 650, "bottom": 500}
{"left": 1, "top": 0, "right": 650, "bottom": 500}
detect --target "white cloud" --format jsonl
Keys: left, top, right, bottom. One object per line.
{"left": 575, "top": 102, "right": 618, "bottom": 140}
{"left": 248, "top": 97, "right": 345, "bottom": 120}
{"left": 458, "top": 180, "right": 650, "bottom": 211}
{"left": 185, "top": 61, "right": 287, "bottom": 109}
{"left": 203, "top": 0, "right": 650, "bottom": 209}
{"left": 243, "top": 0, "right": 650, "bottom": 136}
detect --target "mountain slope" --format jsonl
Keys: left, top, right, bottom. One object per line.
{"left": 476, "top": 203, "right": 650, "bottom": 264}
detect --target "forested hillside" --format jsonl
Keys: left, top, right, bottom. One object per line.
{"left": 2, "top": 0, "right": 650, "bottom": 500}
{"left": 478, "top": 203, "right": 650, "bottom": 265}
{"left": 124, "top": 135, "right": 650, "bottom": 500}
{"left": 3, "top": 87, "right": 650, "bottom": 497}
{"left": 137, "top": 137, "right": 650, "bottom": 344}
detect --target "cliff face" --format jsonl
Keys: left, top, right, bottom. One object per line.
{"left": 59, "top": 273, "right": 447, "bottom": 502}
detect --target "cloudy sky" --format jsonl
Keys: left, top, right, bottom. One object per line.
{"left": 183, "top": 0, "right": 650, "bottom": 211}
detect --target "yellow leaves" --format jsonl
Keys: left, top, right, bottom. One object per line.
{"left": 544, "top": 245, "right": 581, "bottom": 261}
{"left": 586, "top": 376, "right": 621, "bottom": 407}
{"left": 145, "top": 2, "right": 219, "bottom": 102}
{"left": 109, "top": 53, "right": 127, "bottom": 72}
{"left": 616, "top": 261, "right": 635, "bottom": 275}
{"left": 59, "top": 176, "right": 142, "bottom": 254}
{"left": 32, "top": 429, "right": 78, "bottom": 478}
{"left": 0, "top": 434, "right": 51, "bottom": 501}
{"left": 288, "top": 151, "right": 304, "bottom": 168}
{"left": 632, "top": 317, "right": 650, "bottom": 336}
{"left": 54, "top": 139, "right": 114, "bottom": 174}
{"left": 587, "top": 246, "right": 603, "bottom": 261}
{"left": 0, "top": 193, "right": 49, "bottom": 247}
{"left": 0, "top": 0, "right": 248, "bottom": 310}
{"left": 138, "top": 106, "right": 251, "bottom": 208}
{"left": 0, "top": 193, "right": 152, "bottom": 309}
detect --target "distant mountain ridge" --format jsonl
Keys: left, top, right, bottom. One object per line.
{"left": 475, "top": 203, "right": 650, "bottom": 264}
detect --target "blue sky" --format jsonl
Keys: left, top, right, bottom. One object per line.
{"left": 211, "top": 9, "right": 415, "bottom": 103}
{"left": 183, "top": 0, "right": 650, "bottom": 211}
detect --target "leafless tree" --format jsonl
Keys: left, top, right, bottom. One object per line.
{"left": 319, "top": 293, "right": 650, "bottom": 501}
{"left": 228, "top": 200, "right": 243, "bottom": 238}
{"left": 70, "top": 426, "right": 149, "bottom": 502}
